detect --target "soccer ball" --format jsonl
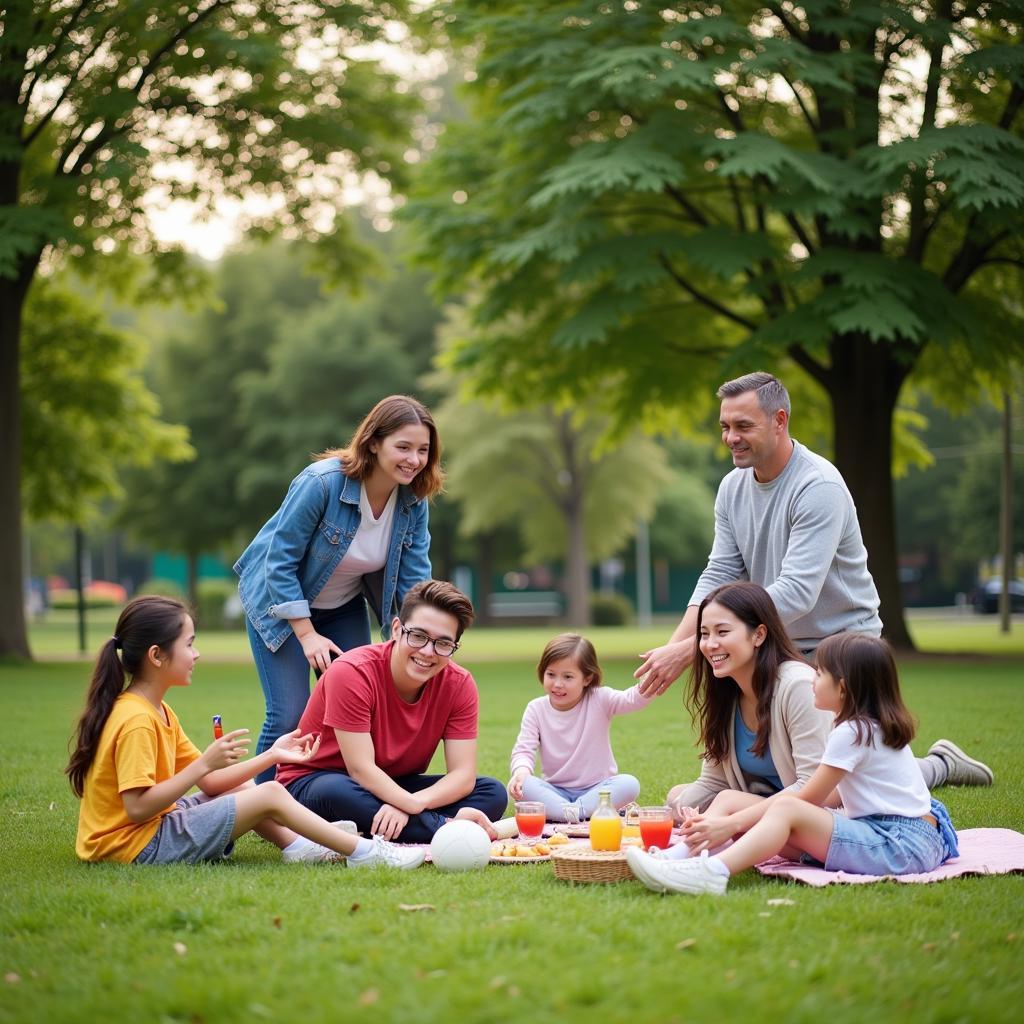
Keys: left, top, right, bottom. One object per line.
{"left": 430, "top": 820, "right": 492, "bottom": 872}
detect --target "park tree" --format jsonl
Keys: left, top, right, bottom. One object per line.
{"left": 1, "top": 1, "right": 416, "bottom": 656}
{"left": 409, "top": 0, "right": 1024, "bottom": 648}
{"left": 22, "top": 279, "right": 191, "bottom": 526}
{"left": 435, "top": 375, "right": 673, "bottom": 625}
{"left": 120, "top": 239, "right": 441, "bottom": 602}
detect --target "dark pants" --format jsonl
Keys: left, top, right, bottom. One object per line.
{"left": 285, "top": 771, "right": 509, "bottom": 843}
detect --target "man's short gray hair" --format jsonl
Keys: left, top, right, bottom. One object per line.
{"left": 717, "top": 371, "right": 791, "bottom": 418}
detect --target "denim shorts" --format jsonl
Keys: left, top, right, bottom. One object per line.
{"left": 823, "top": 809, "right": 945, "bottom": 875}
{"left": 134, "top": 793, "right": 237, "bottom": 865}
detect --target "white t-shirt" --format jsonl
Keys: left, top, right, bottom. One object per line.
{"left": 822, "top": 719, "right": 930, "bottom": 819}
{"left": 311, "top": 487, "right": 396, "bottom": 609}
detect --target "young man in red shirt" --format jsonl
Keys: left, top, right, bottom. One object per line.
{"left": 279, "top": 580, "right": 508, "bottom": 842}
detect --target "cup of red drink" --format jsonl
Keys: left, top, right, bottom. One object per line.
{"left": 514, "top": 801, "right": 546, "bottom": 840}
{"left": 638, "top": 806, "right": 674, "bottom": 851}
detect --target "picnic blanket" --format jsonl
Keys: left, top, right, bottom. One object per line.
{"left": 754, "top": 828, "right": 1024, "bottom": 886}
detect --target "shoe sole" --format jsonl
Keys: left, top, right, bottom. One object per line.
{"left": 930, "top": 739, "right": 993, "bottom": 785}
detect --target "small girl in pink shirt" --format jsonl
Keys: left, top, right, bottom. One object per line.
{"left": 508, "top": 633, "right": 654, "bottom": 821}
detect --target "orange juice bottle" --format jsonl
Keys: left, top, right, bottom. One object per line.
{"left": 589, "top": 789, "right": 622, "bottom": 851}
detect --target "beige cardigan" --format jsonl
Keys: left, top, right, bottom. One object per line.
{"left": 668, "top": 660, "right": 833, "bottom": 815}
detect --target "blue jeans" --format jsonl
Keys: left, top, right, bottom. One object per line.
{"left": 521, "top": 774, "right": 640, "bottom": 820}
{"left": 285, "top": 771, "right": 509, "bottom": 843}
{"left": 248, "top": 596, "right": 371, "bottom": 783}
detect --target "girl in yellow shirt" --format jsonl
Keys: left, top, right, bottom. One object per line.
{"left": 67, "top": 595, "right": 424, "bottom": 869}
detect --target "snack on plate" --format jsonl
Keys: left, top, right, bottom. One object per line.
{"left": 546, "top": 833, "right": 570, "bottom": 846}
{"left": 491, "top": 840, "right": 551, "bottom": 859}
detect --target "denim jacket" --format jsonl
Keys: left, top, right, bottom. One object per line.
{"left": 234, "top": 459, "right": 431, "bottom": 652}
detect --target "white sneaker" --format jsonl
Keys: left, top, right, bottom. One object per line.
{"left": 281, "top": 821, "right": 359, "bottom": 863}
{"left": 282, "top": 841, "right": 344, "bottom": 864}
{"left": 626, "top": 847, "right": 728, "bottom": 896}
{"left": 347, "top": 836, "right": 425, "bottom": 871}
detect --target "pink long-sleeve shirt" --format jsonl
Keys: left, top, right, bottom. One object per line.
{"left": 509, "top": 684, "right": 652, "bottom": 789}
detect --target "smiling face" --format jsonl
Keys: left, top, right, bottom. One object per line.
{"left": 541, "top": 656, "right": 591, "bottom": 712}
{"left": 698, "top": 601, "right": 765, "bottom": 687}
{"left": 159, "top": 615, "right": 199, "bottom": 687}
{"left": 719, "top": 391, "right": 790, "bottom": 482}
{"left": 390, "top": 604, "right": 460, "bottom": 692}
{"left": 370, "top": 423, "right": 431, "bottom": 489}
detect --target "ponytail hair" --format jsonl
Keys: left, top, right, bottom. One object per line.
{"left": 66, "top": 596, "right": 189, "bottom": 797}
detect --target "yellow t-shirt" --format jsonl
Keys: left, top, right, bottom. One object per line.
{"left": 75, "top": 692, "right": 202, "bottom": 863}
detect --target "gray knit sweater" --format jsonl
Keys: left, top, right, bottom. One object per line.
{"left": 689, "top": 440, "right": 882, "bottom": 649}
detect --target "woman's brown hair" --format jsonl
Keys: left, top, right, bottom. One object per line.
{"left": 316, "top": 395, "right": 444, "bottom": 500}
{"left": 814, "top": 633, "right": 916, "bottom": 749}
{"left": 66, "top": 596, "right": 190, "bottom": 798}
{"left": 687, "top": 582, "right": 805, "bottom": 764}
{"left": 536, "top": 633, "right": 603, "bottom": 688}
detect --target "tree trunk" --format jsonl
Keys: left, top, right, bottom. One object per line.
{"left": 564, "top": 496, "right": 590, "bottom": 627}
{"left": 474, "top": 531, "right": 495, "bottom": 627}
{"left": 186, "top": 551, "right": 200, "bottom": 611}
{"left": 827, "top": 336, "right": 914, "bottom": 650}
{"left": 0, "top": 272, "right": 33, "bottom": 659}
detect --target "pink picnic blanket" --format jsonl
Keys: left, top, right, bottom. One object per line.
{"left": 755, "top": 828, "right": 1024, "bottom": 886}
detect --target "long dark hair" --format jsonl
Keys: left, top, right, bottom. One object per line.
{"left": 815, "top": 633, "right": 915, "bottom": 749}
{"left": 687, "top": 582, "right": 805, "bottom": 764}
{"left": 65, "top": 596, "right": 189, "bottom": 798}
{"left": 316, "top": 395, "right": 444, "bottom": 500}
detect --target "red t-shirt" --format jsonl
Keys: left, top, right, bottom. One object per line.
{"left": 277, "top": 641, "right": 479, "bottom": 786}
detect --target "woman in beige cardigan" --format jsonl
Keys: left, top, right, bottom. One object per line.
{"left": 663, "top": 581, "right": 990, "bottom": 858}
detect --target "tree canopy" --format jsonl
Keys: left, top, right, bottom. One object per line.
{"left": 1, "top": 0, "right": 417, "bottom": 657}
{"left": 409, "top": 0, "right": 1024, "bottom": 647}
{"left": 435, "top": 344, "right": 673, "bottom": 623}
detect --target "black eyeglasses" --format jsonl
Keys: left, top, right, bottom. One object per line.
{"left": 399, "top": 625, "right": 459, "bottom": 657}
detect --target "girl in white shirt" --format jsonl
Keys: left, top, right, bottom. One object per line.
{"left": 627, "top": 632, "right": 959, "bottom": 894}
{"left": 508, "top": 634, "right": 653, "bottom": 821}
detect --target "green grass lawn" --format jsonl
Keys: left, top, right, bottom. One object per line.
{"left": 25, "top": 606, "right": 1024, "bottom": 660}
{"left": 2, "top": 641, "right": 1022, "bottom": 1024}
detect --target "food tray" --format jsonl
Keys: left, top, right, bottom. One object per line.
{"left": 550, "top": 844, "right": 633, "bottom": 884}
{"left": 490, "top": 853, "right": 552, "bottom": 864}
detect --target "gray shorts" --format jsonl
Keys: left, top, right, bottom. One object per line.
{"left": 134, "top": 792, "right": 237, "bottom": 865}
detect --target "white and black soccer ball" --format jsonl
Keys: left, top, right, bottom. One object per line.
{"left": 430, "top": 819, "right": 492, "bottom": 872}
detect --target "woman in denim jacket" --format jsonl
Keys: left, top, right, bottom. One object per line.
{"left": 235, "top": 396, "right": 441, "bottom": 780}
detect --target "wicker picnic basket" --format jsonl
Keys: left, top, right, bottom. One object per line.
{"left": 550, "top": 844, "right": 633, "bottom": 884}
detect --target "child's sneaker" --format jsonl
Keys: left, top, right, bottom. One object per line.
{"left": 347, "top": 836, "right": 425, "bottom": 870}
{"left": 282, "top": 841, "right": 344, "bottom": 864}
{"left": 626, "top": 847, "right": 728, "bottom": 896}
{"left": 332, "top": 820, "right": 359, "bottom": 835}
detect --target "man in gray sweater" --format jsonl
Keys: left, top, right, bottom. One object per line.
{"left": 636, "top": 371, "right": 989, "bottom": 786}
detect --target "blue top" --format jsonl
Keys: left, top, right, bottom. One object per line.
{"left": 234, "top": 459, "right": 431, "bottom": 653}
{"left": 734, "top": 706, "right": 784, "bottom": 793}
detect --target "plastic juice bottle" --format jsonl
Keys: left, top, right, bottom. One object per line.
{"left": 589, "top": 789, "right": 622, "bottom": 851}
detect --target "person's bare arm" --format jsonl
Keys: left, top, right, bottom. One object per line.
{"left": 634, "top": 605, "right": 700, "bottom": 696}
